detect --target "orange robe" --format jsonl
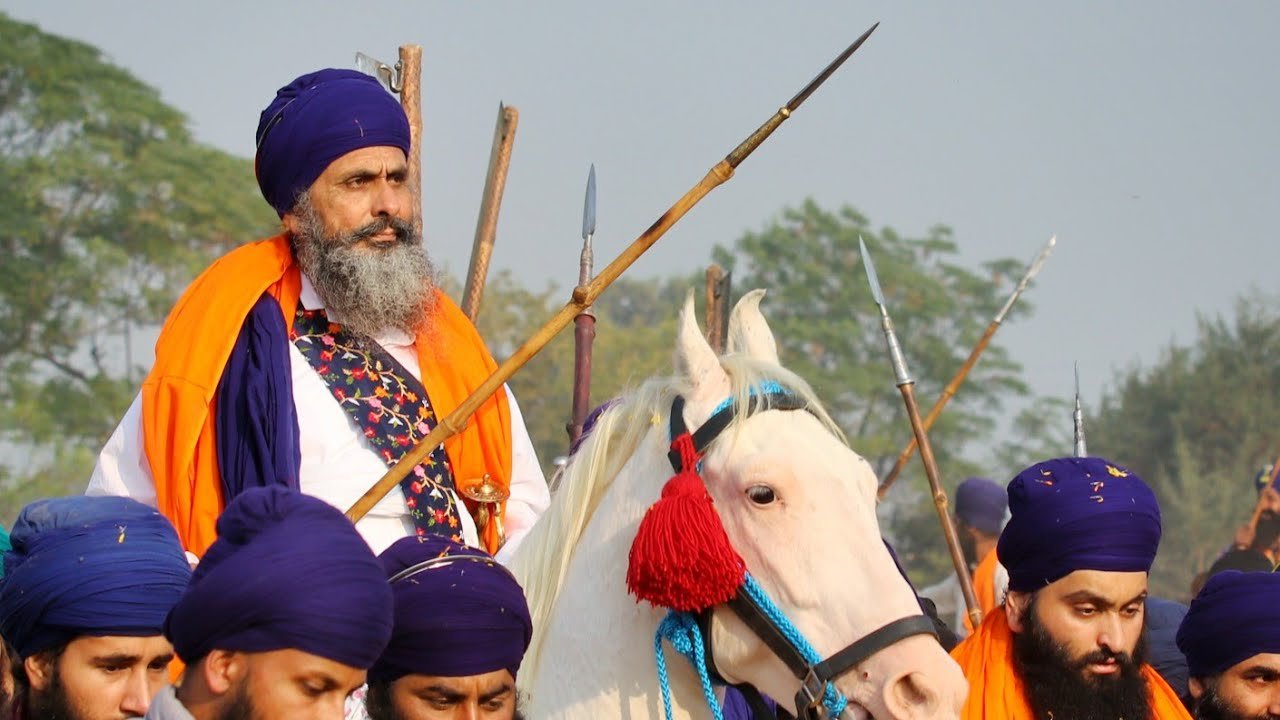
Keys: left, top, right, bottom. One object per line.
{"left": 951, "top": 610, "right": 1192, "bottom": 720}
{"left": 964, "top": 549, "right": 1002, "bottom": 634}
{"left": 140, "top": 234, "right": 512, "bottom": 555}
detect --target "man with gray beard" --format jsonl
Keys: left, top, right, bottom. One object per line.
{"left": 87, "top": 68, "right": 548, "bottom": 565}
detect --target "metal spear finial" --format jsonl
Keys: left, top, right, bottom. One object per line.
{"left": 579, "top": 164, "right": 597, "bottom": 287}
{"left": 1074, "top": 362, "right": 1088, "bottom": 457}
{"left": 860, "top": 236, "right": 911, "bottom": 386}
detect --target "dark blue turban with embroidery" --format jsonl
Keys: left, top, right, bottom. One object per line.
{"left": 369, "top": 535, "right": 532, "bottom": 683}
{"left": 255, "top": 68, "right": 410, "bottom": 216}
{"left": 165, "top": 486, "right": 393, "bottom": 669}
{"left": 997, "top": 456, "right": 1162, "bottom": 593}
{"left": 0, "top": 496, "right": 190, "bottom": 659}
{"left": 1178, "top": 570, "right": 1280, "bottom": 678}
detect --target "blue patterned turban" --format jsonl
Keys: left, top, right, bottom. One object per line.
{"left": 0, "top": 496, "right": 190, "bottom": 658}
{"left": 1178, "top": 570, "right": 1280, "bottom": 678}
{"left": 369, "top": 536, "right": 532, "bottom": 683}
{"left": 164, "top": 486, "right": 393, "bottom": 669}
{"left": 997, "top": 456, "right": 1162, "bottom": 593}
{"left": 255, "top": 68, "right": 410, "bottom": 216}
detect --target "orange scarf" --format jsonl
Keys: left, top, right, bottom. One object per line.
{"left": 951, "top": 610, "right": 1191, "bottom": 720}
{"left": 141, "top": 234, "right": 512, "bottom": 555}
{"left": 964, "top": 549, "right": 1002, "bottom": 634}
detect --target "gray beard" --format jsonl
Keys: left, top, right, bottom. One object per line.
{"left": 291, "top": 194, "right": 436, "bottom": 339}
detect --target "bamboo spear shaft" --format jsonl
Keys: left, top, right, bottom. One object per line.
{"left": 705, "top": 265, "right": 732, "bottom": 353}
{"left": 877, "top": 235, "right": 1056, "bottom": 500}
{"left": 398, "top": 45, "right": 424, "bottom": 238}
{"left": 860, "top": 236, "right": 981, "bottom": 628}
{"left": 462, "top": 103, "right": 521, "bottom": 321}
{"left": 347, "top": 22, "right": 881, "bottom": 523}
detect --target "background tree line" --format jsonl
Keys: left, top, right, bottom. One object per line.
{"left": 1, "top": 12, "right": 1268, "bottom": 600}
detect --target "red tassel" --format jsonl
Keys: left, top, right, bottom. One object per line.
{"left": 627, "top": 435, "right": 746, "bottom": 612}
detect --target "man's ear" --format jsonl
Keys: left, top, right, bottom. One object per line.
{"left": 1188, "top": 676, "right": 1205, "bottom": 700}
{"left": 281, "top": 212, "right": 301, "bottom": 237}
{"left": 201, "top": 649, "right": 247, "bottom": 696}
{"left": 1005, "top": 591, "right": 1031, "bottom": 633}
{"left": 23, "top": 651, "right": 57, "bottom": 692}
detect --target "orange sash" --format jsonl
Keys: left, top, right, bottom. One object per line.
{"left": 141, "top": 234, "right": 512, "bottom": 555}
{"left": 964, "top": 549, "right": 1001, "bottom": 634}
{"left": 951, "top": 610, "right": 1191, "bottom": 720}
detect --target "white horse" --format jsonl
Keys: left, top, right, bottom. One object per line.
{"left": 509, "top": 290, "right": 966, "bottom": 719}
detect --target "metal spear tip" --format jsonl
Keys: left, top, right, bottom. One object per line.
{"left": 786, "top": 21, "right": 880, "bottom": 112}
{"left": 858, "top": 235, "right": 887, "bottom": 308}
{"left": 582, "top": 164, "right": 597, "bottom": 240}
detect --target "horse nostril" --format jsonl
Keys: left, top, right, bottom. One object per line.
{"left": 884, "top": 671, "right": 937, "bottom": 718}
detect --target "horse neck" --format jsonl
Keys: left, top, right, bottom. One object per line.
{"left": 525, "top": 429, "right": 713, "bottom": 719}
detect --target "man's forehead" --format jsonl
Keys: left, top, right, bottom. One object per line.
{"left": 325, "top": 145, "right": 408, "bottom": 174}
{"left": 1228, "top": 652, "right": 1280, "bottom": 676}
{"left": 1044, "top": 569, "right": 1149, "bottom": 600}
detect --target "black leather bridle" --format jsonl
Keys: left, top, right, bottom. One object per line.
{"left": 667, "top": 391, "right": 938, "bottom": 719}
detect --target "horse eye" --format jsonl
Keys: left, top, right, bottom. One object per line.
{"left": 746, "top": 485, "right": 776, "bottom": 505}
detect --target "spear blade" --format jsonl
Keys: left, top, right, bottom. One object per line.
{"left": 582, "top": 164, "right": 597, "bottom": 241}
{"left": 1074, "top": 362, "right": 1088, "bottom": 456}
{"left": 994, "top": 234, "right": 1056, "bottom": 324}
{"left": 859, "top": 236, "right": 911, "bottom": 386}
{"left": 786, "top": 22, "right": 880, "bottom": 112}
{"left": 859, "top": 235, "right": 887, "bottom": 308}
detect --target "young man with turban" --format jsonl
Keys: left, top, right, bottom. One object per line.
{"left": 921, "top": 476, "right": 1009, "bottom": 637}
{"left": 145, "top": 486, "right": 393, "bottom": 720}
{"left": 0, "top": 496, "right": 191, "bottom": 720}
{"left": 1177, "top": 570, "right": 1280, "bottom": 720}
{"left": 364, "top": 535, "right": 532, "bottom": 720}
{"left": 951, "top": 456, "right": 1191, "bottom": 720}
{"left": 88, "top": 68, "right": 548, "bottom": 562}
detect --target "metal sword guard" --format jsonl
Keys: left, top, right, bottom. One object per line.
{"left": 460, "top": 473, "right": 510, "bottom": 544}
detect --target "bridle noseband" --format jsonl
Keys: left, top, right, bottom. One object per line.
{"left": 667, "top": 388, "right": 938, "bottom": 720}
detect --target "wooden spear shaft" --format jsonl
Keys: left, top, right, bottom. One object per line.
{"left": 877, "top": 235, "right": 1056, "bottom": 500}
{"left": 462, "top": 104, "right": 520, "bottom": 322}
{"left": 398, "top": 45, "right": 423, "bottom": 238}
{"left": 346, "top": 23, "right": 880, "bottom": 523}
{"left": 705, "top": 265, "right": 731, "bottom": 354}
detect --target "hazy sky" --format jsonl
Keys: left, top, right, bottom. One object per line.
{"left": 9, "top": 2, "right": 1280, "bottom": 436}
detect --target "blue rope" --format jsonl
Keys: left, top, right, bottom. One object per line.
{"left": 709, "top": 380, "right": 788, "bottom": 417}
{"left": 653, "top": 611, "right": 724, "bottom": 720}
{"left": 743, "top": 575, "right": 849, "bottom": 717}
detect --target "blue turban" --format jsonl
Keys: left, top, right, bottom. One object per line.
{"left": 1178, "top": 570, "right": 1280, "bottom": 678}
{"left": 997, "top": 456, "right": 1162, "bottom": 593}
{"left": 255, "top": 68, "right": 410, "bottom": 216}
{"left": 955, "top": 477, "right": 1007, "bottom": 535}
{"left": 0, "top": 496, "right": 190, "bottom": 659}
{"left": 369, "top": 536, "right": 532, "bottom": 684}
{"left": 165, "top": 486, "right": 393, "bottom": 669}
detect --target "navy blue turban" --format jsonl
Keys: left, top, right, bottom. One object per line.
{"left": 369, "top": 536, "right": 532, "bottom": 684}
{"left": 1178, "top": 570, "right": 1280, "bottom": 678}
{"left": 255, "top": 68, "right": 410, "bottom": 216}
{"left": 0, "top": 496, "right": 190, "bottom": 659}
{"left": 955, "top": 476, "right": 1007, "bottom": 535}
{"left": 165, "top": 486, "right": 393, "bottom": 669}
{"left": 997, "top": 456, "right": 1162, "bottom": 593}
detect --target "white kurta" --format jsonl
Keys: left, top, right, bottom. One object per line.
{"left": 87, "top": 276, "right": 549, "bottom": 563}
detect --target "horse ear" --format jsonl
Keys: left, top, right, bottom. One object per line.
{"left": 726, "top": 289, "right": 779, "bottom": 364}
{"left": 674, "top": 291, "right": 728, "bottom": 394}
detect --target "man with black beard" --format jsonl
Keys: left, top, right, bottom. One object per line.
{"left": 88, "top": 68, "right": 548, "bottom": 565}
{"left": 1177, "top": 570, "right": 1280, "bottom": 720}
{"left": 951, "top": 456, "right": 1192, "bottom": 719}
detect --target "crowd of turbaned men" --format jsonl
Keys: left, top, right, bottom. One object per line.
{"left": 3, "top": 64, "right": 1280, "bottom": 720}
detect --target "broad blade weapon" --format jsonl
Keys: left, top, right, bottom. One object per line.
{"left": 566, "top": 165, "right": 598, "bottom": 446}
{"left": 860, "top": 236, "right": 982, "bottom": 628}
{"left": 347, "top": 22, "right": 882, "bottom": 527}
{"left": 462, "top": 103, "right": 521, "bottom": 321}
{"left": 878, "top": 235, "right": 1056, "bottom": 499}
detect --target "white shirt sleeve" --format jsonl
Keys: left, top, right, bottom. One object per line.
{"left": 495, "top": 386, "right": 550, "bottom": 564}
{"left": 86, "top": 393, "right": 159, "bottom": 506}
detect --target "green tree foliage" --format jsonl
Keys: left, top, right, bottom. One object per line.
{"left": 1091, "top": 293, "right": 1280, "bottom": 601}
{"left": 712, "top": 200, "right": 1039, "bottom": 579}
{"left": 0, "top": 13, "right": 276, "bottom": 517}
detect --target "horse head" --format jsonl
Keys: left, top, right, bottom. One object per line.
{"left": 512, "top": 290, "right": 965, "bottom": 719}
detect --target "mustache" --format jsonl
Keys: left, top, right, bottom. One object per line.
{"left": 342, "top": 215, "right": 416, "bottom": 246}
{"left": 1074, "top": 647, "right": 1137, "bottom": 670}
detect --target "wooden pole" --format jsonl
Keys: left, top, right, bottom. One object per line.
{"left": 345, "top": 24, "right": 881, "bottom": 523}
{"left": 398, "top": 45, "right": 423, "bottom": 238}
{"left": 462, "top": 104, "right": 520, "bottom": 322}
{"left": 704, "top": 265, "right": 732, "bottom": 353}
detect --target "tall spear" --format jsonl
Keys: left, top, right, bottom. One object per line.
{"left": 1073, "top": 362, "right": 1088, "bottom": 457}
{"left": 705, "top": 264, "right": 732, "bottom": 353}
{"left": 566, "top": 165, "right": 598, "bottom": 446}
{"left": 462, "top": 103, "right": 521, "bottom": 322}
{"left": 860, "top": 236, "right": 981, "bottom": 628}
{"left": 877, "top": 235, "right": 1056, "bottom": 500}
{"left": 346, "top": 22, "right": 882, "bottom": 525}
